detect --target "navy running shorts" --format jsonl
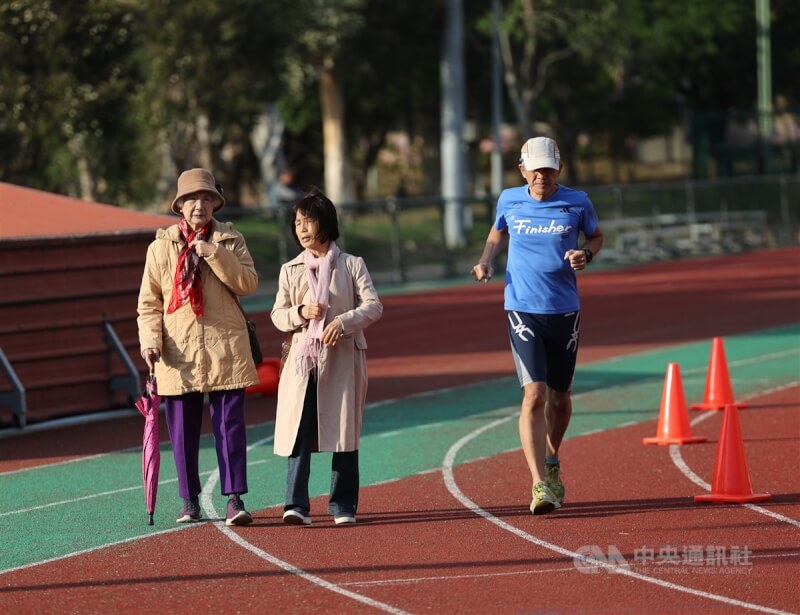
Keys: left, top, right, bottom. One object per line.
{"left": 507, "top": 310, "right": 580, "bottom": 392}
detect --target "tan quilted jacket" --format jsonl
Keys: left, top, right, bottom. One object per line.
{"left": 137, "top": 219, "right": 259, "bottom": 395}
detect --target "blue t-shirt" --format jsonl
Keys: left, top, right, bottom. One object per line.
{"left": 495, "top": 184, "right": 599, "bottom": 314}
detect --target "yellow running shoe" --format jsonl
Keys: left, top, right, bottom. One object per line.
{"left": 545, "top": 460, "right": 565, "bottom": 505}
{"left": 530, "top": 481, "right": 561, "bottom": 515}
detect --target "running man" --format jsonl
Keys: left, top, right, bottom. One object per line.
{"left": 471, "top": 136, "right": 603, "bottom": 514}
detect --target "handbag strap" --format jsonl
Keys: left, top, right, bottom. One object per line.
{"left": 210, "top": 257, "right": 250, "bottom": 320}
{"left": 224, "top": 285, "right": 250, "bottom": 321}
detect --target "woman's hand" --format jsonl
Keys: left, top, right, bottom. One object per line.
{"left": 190, "top": 239, "right": 218, "bottom": 258}
{"left": 141, "top": 348, "right": 161, "bottom": 373}
{"left": 322, "top": 319, "right": 345, "bottom": 346}
{"left": 300, "top": 302, "right": 325, "bottom": 320}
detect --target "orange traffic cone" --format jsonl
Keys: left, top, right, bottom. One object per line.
{"left": 643, "top": 363, "right": 707, "bottom": 445}
{"left": 695, "top": 404, "right": 770, "bottom": 503}
{"left": 691, "top": 337, "right": 747, "bottom": 411}
{"left": 245, "top": 358, "right": 280, "bottom": 396}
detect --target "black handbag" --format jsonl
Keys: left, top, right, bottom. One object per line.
{"left": 245, "top": 318, "right": 264, "bottom": 364}
{"left": 231, "top": 295, "right": 263, "bottom": 365}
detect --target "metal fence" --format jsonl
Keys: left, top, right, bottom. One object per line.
{"left": 221, "top": 174, "right": 799, "bottom": 294}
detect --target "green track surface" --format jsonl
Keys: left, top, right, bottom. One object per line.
{"left": 2, "top": 325, "right": 798, "bottom": 573}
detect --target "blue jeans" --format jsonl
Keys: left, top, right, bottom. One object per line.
{"left": 285, "top": 377, "right": 359, "bottom": 516}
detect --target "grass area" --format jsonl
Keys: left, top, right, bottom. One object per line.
{"left": 226, "top": 216, "right": 285, "bottom": 269}
{"left": 222, "top": 174, "right": 795, "bottom": 289}
{"left": 221, "top": 202, "right": 495, "bottom": 285}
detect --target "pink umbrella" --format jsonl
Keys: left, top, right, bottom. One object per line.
{"left": 135, "top": 374, "right": 161, "bottom": 525}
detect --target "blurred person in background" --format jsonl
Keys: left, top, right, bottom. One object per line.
{"left": 772, "top": 95, "right": 800, "bottom": 172}
{"left": 772, "top": 95, "right": 799, "bottom": 144}
{"left": 471, "top": 137, "right": 603, "bottom": 515}
{"left": 138, "top": 168, "right": 259, "bottom": 526}
{"left": 271, "top": 188, "right": 383, "bottom": 526}
{"left": 269, "top": 168, "right": 303, "bottom": 210}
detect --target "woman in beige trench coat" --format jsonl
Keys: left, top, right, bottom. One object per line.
{"left": 271, "top": 189, "right": 382, "bottom": 526}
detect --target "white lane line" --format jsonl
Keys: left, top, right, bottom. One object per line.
{"left": 0, "top": 452, "right": 116, "bottom": 477}
{"left": 0, "top": 403, "right": 504, "bottom": 519}
{"left": 0, "top": 484, "right": 146, "bottom": 518}
{"left": 0, "top": 443, "right": 281, "bottom": 576}
{"left": 339, "top": 565, "right": 575, "bottom": 587}
{"left": 441, "top": 414, "right": 793, "bottom": 615}
{"left": 378, "top": 429, "right": 403, "bottom": 439}
{"left": 0, "top": 403, "right": 503, "bottom": 533}
{"left": 0, "top": 420, "right": 277, "bottom": 477}
{"left": 338, "top": 551, "right": 800, "bottom": 589}
{"left": 669, "top": 381, "right": 800, "bottom": 529}
{"left": 2, "top": 347, "right": 795, "bottom": 579}
{"left": 378, "top": 419, "right": 461, "bottom": 439}
{"left": 0, "top": 455, "right": 277, "bottom": 518}
{"left": 200, "top": 435, "right": 409, "bottom": 615}
{"left": 0, "top": 525, "right": 193, "bottom": 577}
{"left": 3, "top": 346, "right": 793, "bottom": 476}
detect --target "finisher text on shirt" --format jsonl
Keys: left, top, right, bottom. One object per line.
{"left": 512, "top": 219, "right": 574, "bottom": 235}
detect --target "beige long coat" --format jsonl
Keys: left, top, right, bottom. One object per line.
{"left": 271, "top": 246, "right": 383, "bottom": 456}
{"left": 137, "top": 219, "right": 259, "bottom": 395}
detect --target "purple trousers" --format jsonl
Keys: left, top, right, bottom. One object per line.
{"left": 164, "top": 389, "right": 248, "bottom": 499}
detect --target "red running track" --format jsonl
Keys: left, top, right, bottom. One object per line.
{"left": 0, "top": 247, "right": 798, "bottom": 613}
{"left": 0, "top": 385, "right": 796, "bottom": 613}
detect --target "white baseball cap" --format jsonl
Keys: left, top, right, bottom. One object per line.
{"left": 519, "top": 137, "right": 561, "bottom": 171}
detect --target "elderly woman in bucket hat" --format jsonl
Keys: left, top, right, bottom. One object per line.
{"left": 137, "top": 168, "right": 259, "bottom": 526}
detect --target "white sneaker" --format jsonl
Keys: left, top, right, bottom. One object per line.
{"left": 283, "top": 509, "right": 312, "bottom": 525}
{"left": 334, "top": 514, "right": 356, "bottom": 525}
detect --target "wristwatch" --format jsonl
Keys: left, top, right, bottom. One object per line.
{"left": 582, "top": 248, "right": 593, "bottom": 263}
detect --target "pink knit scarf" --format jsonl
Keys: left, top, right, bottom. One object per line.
{"left": 296, "top": 242, "right": 337, "bottom": 375}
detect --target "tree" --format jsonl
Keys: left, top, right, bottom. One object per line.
{"left": 478, "top": 0, "right": 751, "bottom": 183}
{"left": 134, "top": 0, "right": 296, "bottom": 206}
{"left": 337, "top": 0, "right": 445, "bottom": 198}
{"left": 277, "top": 0, "right": 365, "bottom": 204}
{"left": 277, "top": 0, "right": 448, "bottom": 200}
{"left": 0, "top": 0, "right": 142, "bottom": 203}
{"left": 2, "top": 0, "right": 796, "bottom": 206}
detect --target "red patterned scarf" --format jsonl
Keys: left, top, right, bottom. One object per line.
{"left": 167, "top": 218, "right": 211, "bottom": 316}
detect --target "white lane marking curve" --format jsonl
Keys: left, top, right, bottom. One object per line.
{"left": 669, "top": 381, "right": 800, "bottom": 529}
{"left": 441, "top": 414, "right": 793, "bottom": 615}
{"left": 201, "top": 435, "right": 409, "bottom": 615}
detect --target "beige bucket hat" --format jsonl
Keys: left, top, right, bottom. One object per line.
{"left": 170, "top": 168, "right": 225, "bottom": 214}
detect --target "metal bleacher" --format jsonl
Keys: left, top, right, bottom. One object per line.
{"left": 0, "top": 233, "right": 153, "bottom": 428}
